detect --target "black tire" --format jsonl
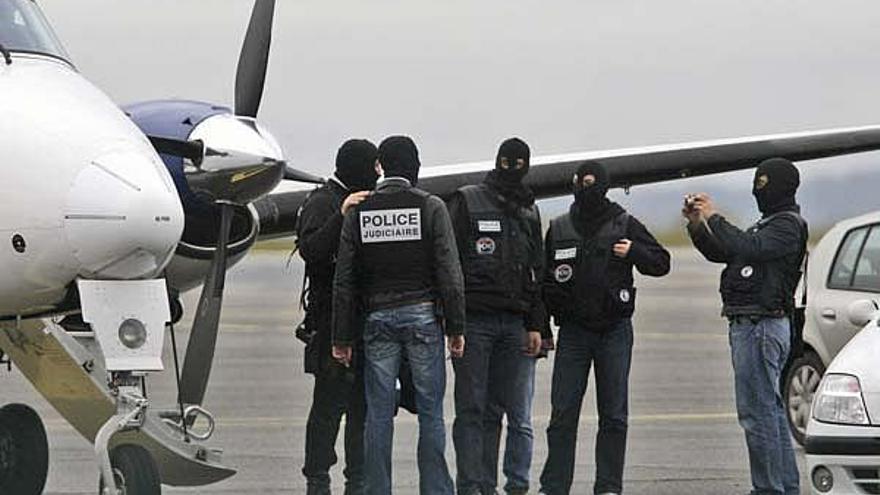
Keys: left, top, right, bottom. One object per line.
{"left": 783, "top": 350, "right": 825, "bottom": 445}
{"left": 0, "top": 403, "right": 49, "bottom": 495}
{"left": 99, "top": 444, "right": 161, "bottom": 495}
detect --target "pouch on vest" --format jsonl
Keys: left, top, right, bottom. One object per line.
{"left": 605, "top": 286, "right": 637, "bottom": 319}
{"left": 721, "top": 262, "right": 766, "bottom": 307}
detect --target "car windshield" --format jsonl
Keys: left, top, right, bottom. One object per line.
{"left": 0, "top": 0, "right": 68, "bottom": 62}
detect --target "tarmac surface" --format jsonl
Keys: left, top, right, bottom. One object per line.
{"left": 2, "top": 248, "right": 811, "bottom": 494}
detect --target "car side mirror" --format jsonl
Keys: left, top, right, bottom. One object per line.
{"left": 846, "top": 299, "right": 879, "bottom": 328}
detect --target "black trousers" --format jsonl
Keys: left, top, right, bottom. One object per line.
{"left": 540, "top": 319, "right": 633, "bottom": 495}
{"left": 302, "top": 365, "right": 366, "bottom": 493}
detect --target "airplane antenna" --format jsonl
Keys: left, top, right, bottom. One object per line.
{"left": 0, "top": 43, "right": 12, "bottom": 65}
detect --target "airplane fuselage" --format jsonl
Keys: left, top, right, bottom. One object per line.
{"left": 0, "top": 55, "right": 184, "bottom": 317}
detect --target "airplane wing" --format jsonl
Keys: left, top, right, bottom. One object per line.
{"left": 254, "top": 124, "right": 880, "bottom": 239}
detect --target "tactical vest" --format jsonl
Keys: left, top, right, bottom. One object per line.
{"left": 547, "top": 211, "right": 634, "bottom": 327}
{"left": 458, "top": 185, "right": 541, "bottom": 308}
{"left": 355, "top": 189, "right": 434, "bottom": 300}
{"left": 720, "top": 211, "right": 808, "bottom": 316}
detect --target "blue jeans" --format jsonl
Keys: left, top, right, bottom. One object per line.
{"left": 363, "top": 303, "right": 454, "bottom": 495}
{"left": 540, "top": 319, "right": 633, "bottom": 495}
{"left": 453, "top": 312, "right": 536, "bottom": 494}
{"left": 729, "top": 317, "right": 800, "bottom": 495}
{"left": 485, "top": 356, "right": 536, "bottom": 493}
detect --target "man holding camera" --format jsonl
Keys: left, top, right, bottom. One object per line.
{"left": 297, "top": 139, "right": 379, "bottom": 495}
{"left": 684, "top": 158, "right": 807, "bottom": 495}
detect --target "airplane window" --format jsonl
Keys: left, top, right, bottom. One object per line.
{"left": 0, "top": 0, "right": 69, "bottom": 62}
{"left": 852, "top": 227, "right": 880, "bottom": 292}
{"left": 828, "top": 226, "right": 869, "bottom": 290}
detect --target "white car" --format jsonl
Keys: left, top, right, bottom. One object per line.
{"left": 785, "top": 210, "right": 880, "bottom": 445}
{"left": 805, "top": 300, "right": 880, "bottom": 494}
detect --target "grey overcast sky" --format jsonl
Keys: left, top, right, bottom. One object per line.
{"left": 38, "top": 0, "right": 880, "bottom": 226}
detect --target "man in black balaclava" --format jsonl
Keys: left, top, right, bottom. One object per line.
{"left": 297, "top": 138, "right": 378, "bottom": 495}
{"left": 685, "top": 157, "right": 807, "bottom": 495}
{"left": 448, "top": 138, "right": 547, "bottom": 495}
{"left": 753, "top": 157, "right": 800, "bottom": 216}
{"left": 333, "top": 135, "right": 465, "bottom": 494}
{"left": 540, "top": 161, "right": 670, "bottom": 495}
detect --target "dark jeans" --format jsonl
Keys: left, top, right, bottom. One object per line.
{"left": 729, "top": 317, "right": 799, "bottom": 495}
{"left": 485, "top": 356, "right": 536, "bottom": 494}
{"left": 453, "top": 312, "right": 535, "bottom": 494}
{"left": 540, "top": 319, "right": 633, "bottom": 495}
{"left": 363, "top": 302, "right": 454, "bottom": 495}
{"left": 302, "top": 364, "right": 366, "bottom": 494}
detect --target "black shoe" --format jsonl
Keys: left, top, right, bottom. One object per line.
{"left": 306, "top": 482, "right": 332, "bottom": 495}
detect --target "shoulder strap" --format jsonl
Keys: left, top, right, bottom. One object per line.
{"left": 458, "top": 184, "right": 494, "bottom": 213}
{"left": 597, "top": 212, "right": 630, "bottom": 247}
{"left": 551, "top": 213, "right": 580, "bottom": 243}
{"left": 762, "top": 211, "right": 810, "bottom": 307}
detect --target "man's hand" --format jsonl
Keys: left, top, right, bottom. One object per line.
{"left": 692, "top": 193, "right": 718, "bottom": 219}
{"left": 612, "top": 239, "right": 632, "bottom": 258}
{"left": 332, "top": 345, "right": 353, "bottom": 367}
{"left": 341, "top": 191, "right": 371, "bottom": 215}
{"left": 682, "top": 193, "right": 716, "bottom": 223}
{"left": 447, "top": 335, "right": 466, "bottom": 359}
{"left": 524, "top": 330, "right": 542, "bottom": 357}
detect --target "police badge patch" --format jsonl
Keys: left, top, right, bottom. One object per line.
{"left": 476, "top": 237, "right": 496, "bottom": 255}
{"left": 555, "top": 264, "right": 573, "bottom": 283}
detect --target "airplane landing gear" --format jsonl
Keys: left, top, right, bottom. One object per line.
{"left": 99, "top": 444, "right": 160, "bottom": 495}
{"left": 0, "top": 403, "right": 49, "bottom": 495}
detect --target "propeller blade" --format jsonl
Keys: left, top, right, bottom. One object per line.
{"left": 235, "top": 0, "right": 276, "bottom": 118}
{"left": 283, "top": 166, "right": 325, "bottom": 184}
{"left": 148, "top": 136, "right": 205, "bottom": 163}
{"left": 178, "top": 203, "right": 234, "bottom": 406}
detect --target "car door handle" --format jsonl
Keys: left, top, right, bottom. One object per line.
{"left": 821, "top": 309, "right": 837, "bottom": 320}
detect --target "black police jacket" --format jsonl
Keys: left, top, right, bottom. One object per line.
{"left": 447, "top": 183, "right": 548, "bottom": 334}
{"left": 333, "top": 178, "right": 466, "bottom": 346}
{"left": 688, "top": 206, "right": 808, "bottom": 317}
{"left": 544, "top": 203, "right": 671, "bottom": 330}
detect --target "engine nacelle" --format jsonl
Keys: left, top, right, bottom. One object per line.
{"left": 123, "top": 100, "right": 283, "bottom": 293}
{"left": 164, "top": 204, "right": 259, "bottom": 293}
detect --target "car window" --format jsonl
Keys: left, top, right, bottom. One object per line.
{"left": 828, "top": 226, "right": 869, "bottom": 289}
{"left": 853, "top": 227, "right": 880, "bottom": 292}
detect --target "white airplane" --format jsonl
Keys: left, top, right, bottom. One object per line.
{"left": 3, "top": 0, "right": 880, "bottom": 494}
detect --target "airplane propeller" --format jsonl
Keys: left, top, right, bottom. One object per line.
{"left": 175, "top": 0, "right": 292, "bottom": 407}
{"left": 235, "top": 0, "right": 275, "bottom": 118}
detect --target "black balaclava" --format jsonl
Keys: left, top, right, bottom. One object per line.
{"left": 378, "top": 135, "right": 420, "bottom": 185}
{"left": 574, "top": 160, "right": 610, "bottom": 212}
{"left": 484, "top": 137, "right": 535, "bottom": 207}
{"left": 335, "top": 139, "right": 379, "bottom": 192}
{"left": 753, "top": 157, "right": 800, "bottom": 216}
{"left": 571, "top": 160, "right": 619, "bottom": 237}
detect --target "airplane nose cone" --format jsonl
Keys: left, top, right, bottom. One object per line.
{"left": 64, "top": 150, "right": 184, "bottom": 279}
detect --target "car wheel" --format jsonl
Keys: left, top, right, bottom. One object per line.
{"left": 783, "top": 351, "right": 825, "bottom": 445}
{"left": 99, "top": 444, "right": 161, "bottom": 495}
{"left": 0, "top": 403, "right": 49, "bottom": 495}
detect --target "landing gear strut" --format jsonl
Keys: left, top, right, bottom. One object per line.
{"left": 96, "top": 373, "right": 160, "bottom": 495}
{"left": 0, "top": 403, "right": 48, "bottom": 495}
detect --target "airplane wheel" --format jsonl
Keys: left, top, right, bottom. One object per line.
{"left": 0, "top": 403, "right": 49, "bottom": 495}
{"left": 99, "top": 444, "right": 161, "bottom": 495}
{"left": 783, "top": 350, "right": 825, "bottom": 446}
